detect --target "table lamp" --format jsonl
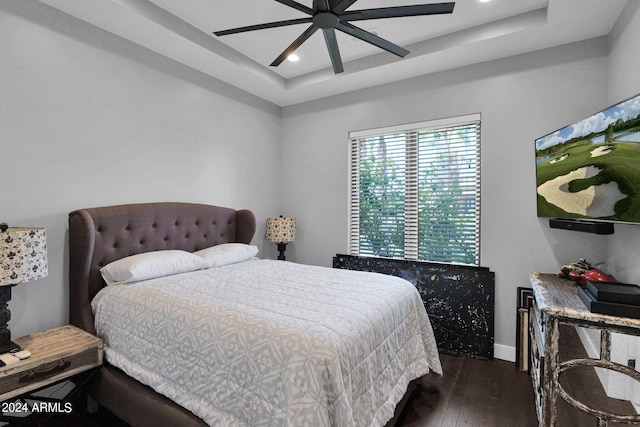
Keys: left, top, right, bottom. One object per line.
{"left": 0, "top": 224, "right": 48, "bottom": 353}
{"left": 266, "top": 216, "right": 296, "bottom": 261}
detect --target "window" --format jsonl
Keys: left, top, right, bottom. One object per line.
{"left": 349, "top": 114, "right": 481, "bottom": 265}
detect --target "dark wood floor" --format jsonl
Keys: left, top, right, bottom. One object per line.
{"left": 6, "top": 325, "right": 637, "bottom": 426}
{"left": 398, "top": 352, "right": 538, "bottom": 427}
{"left": 398, "top": 324, "right": 637, "bottom": 427}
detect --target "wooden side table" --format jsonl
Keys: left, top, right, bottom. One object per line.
{"left": 529, "top": 272, "right": 640, "bottom": 426}
{"left": 0, "top": 325, "right": 103, "bottom": 402}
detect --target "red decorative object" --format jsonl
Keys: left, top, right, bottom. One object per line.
{"left": 569, "top": 268, "right": 617, "bottom": 287}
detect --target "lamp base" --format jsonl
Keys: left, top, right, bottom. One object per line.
{"left": 277, "top": 243, "right": 288, "bottom": 261}
{"left": 0, "top": 286, "right": 20, "bottom": 354}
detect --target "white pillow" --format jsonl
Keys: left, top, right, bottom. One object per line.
{"left": 100, "top": 250, "right": 206, "bottom": 285}
{"left": 194, "top": 243, "right": 259, "bottom": 268}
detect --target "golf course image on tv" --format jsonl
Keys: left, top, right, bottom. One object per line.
{"left": 535, "top": 93, "right": 640, "bottom": 224}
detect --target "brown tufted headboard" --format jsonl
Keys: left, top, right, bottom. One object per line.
{"left": 68, "top": 202, "right": 256, "bottom": 335}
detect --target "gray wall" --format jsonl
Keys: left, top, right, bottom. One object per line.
{"left": 280, "top": 38, "right": 618, "bottom": 359}
{"left": 1, "top": 1, "right": 282, "bottom": 337}
{"left": 607, "top": 1, "right": 640, "bottom": 282}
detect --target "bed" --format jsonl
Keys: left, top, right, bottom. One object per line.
{"left": 68, "top": 202, "right": 441, "bottom": 427}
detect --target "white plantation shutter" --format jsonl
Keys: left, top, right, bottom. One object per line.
{"left": 349, "top": 114, "right": 481, "bottom": 265}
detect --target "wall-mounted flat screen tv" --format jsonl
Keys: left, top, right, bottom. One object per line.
{"left": 535, "top": 93, "right": 640, "bottom": 224}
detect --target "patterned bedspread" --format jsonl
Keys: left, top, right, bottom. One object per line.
{"left": 92, "top": 259, "right": 442, "bottom": 426}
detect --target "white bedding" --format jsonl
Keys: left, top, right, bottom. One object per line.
{"left": 92, "top": 259, "right": 442, "bottom": 427}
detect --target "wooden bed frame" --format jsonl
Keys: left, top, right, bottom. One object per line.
{"left": 68, "top": 202, "right": 256, "bottom": 426}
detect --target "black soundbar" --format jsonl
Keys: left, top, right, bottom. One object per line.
{"left": 549, "top": 218, "right": 614, "bottom": 235}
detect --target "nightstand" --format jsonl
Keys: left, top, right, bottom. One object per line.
{"left": 0, "top": 325, "right": 103, "bottom": 402}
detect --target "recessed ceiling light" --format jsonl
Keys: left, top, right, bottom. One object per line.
{"left": 287, "top": 54, "right": 299, "bottom": 62}
{"left": 478, "top": 0, "right": 492, "bottom": 2}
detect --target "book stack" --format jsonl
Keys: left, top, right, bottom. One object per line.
{"left": 578, "top": 280, "right": 640, "bottom": 319}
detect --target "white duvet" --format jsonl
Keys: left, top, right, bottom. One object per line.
{"left": 92, "top": 259, "right": 442, "bottom": 427}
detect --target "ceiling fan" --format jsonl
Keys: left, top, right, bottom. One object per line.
{"left": 214, "top": 0, "right": 455, "bottom": 74}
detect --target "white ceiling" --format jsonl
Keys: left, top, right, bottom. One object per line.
{"left": 37, "top": 0, "right": 628, "bottom": 106}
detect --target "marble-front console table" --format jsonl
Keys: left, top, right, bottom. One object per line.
{"left": 333, "top": 254, "right": 495, "bottom": 359}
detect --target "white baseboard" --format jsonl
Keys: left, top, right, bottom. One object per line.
{"left": 494, "top": 344, "right": 516, "bottom": 362}
{"left": 575, "top": 326, "right": 600, "bottom": 358}
{"left": 574, "top": 326, "right": 610, "bottom": 396}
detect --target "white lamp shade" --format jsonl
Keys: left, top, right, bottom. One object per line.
{"left": 0, "top": 227, "right": 48, "bottom": 286}
{"left": 266, "top": 217, "right": 297, "bottom": 243}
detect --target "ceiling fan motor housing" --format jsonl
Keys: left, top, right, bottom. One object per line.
{"left": 313, "top": 12, "right": 339, "bottom": 29}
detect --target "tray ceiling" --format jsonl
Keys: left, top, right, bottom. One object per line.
{"left": 37, "top": 0, "right": 628, "bottom": 106}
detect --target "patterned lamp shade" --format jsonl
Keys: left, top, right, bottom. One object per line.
{"left": 0, "top": 225, "right": 47, "bottom": 352}
{"left": 266, "top": 216, "right": 297, "bottom": 243}
{"left": 0, "top": 227, "right": 48, "bottom": 286}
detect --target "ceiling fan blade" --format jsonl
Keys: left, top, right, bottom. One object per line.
{"left": 339, "top": 3, "right": 455, "bottom": 22}
{"left": 275, "top": 0, "right": 314, "bottom": 15}
{"left": 336, "top": 22, "right": 409, "bottom": 57}
{"left": 331, "top": 0, "right": 358, "bottom": 15}
{"left": 271, "top": 25, "right": 319, "bottom": 67}
{"left": 322, "top": 28, "right": 344, "bottom": 73}
{"left": 314, "top": 0, "right": 331, "bottom": 12}
{"left": 214, "top": 18, "right": 312, "bottom": 36}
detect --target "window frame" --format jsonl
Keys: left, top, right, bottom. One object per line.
{"left": 348, "top": 113, "right": 481, "bottom": 266}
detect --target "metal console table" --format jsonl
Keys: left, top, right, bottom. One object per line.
{"left": 529, "top": 272, "right": 640, "bottom": 426}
